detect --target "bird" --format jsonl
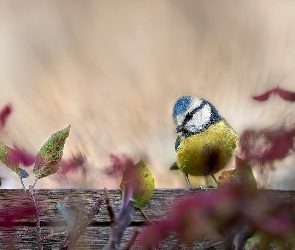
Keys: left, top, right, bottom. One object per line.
{"left": 170, "top": 96, "right": 238, "bottom": 188}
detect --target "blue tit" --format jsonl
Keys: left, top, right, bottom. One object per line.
{"left": 170, "top": 96, "right": 238, "bottom": 188}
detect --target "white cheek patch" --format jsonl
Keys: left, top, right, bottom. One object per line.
{"left": 175, "top": 98, "right": 203, "bottom": 126}
{"left": 175, "top": 115, "right": 184, "bottom": 126}
{"left": 185, "top": 104, "right": 212, "bottom": 133}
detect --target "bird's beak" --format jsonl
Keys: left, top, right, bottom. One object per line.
{"left": 176, "top": 125, "right": 183, "bottom": 133}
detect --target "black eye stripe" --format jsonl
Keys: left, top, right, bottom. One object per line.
{"left": 181, "top": 102, "right": 206, "bottom": 128}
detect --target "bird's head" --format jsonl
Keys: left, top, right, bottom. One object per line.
{"left": 172, "top": 96, "right": 222, "bottom": 137}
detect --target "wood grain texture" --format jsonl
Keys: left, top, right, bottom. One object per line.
{"left": 1, "top": 189, "right": 295, "bottom": 249}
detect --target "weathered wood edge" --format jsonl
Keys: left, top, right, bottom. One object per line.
{"left": 1, "top": 188, "right": 295, "bottom": 224}
{"left": 1, "top": 189, "right": 295, "bottom": 249}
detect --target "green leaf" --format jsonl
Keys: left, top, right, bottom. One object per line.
{"left": 121, "top": 160, "right": 155, "bottom": 209}
{"left": 33, "top": 125, "right": 71, "bottom": 179}
{"left": 0, "top": 140, "right": 22, "bottom": 178}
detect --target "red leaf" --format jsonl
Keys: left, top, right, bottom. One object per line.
{"left": 277, "top": 87, "right": 295, "bottom": 101}
{"left": 0, "top": 104, "right": 12, "bottom": 128}
{"left": 253, "top": 89, "right": 273, "bottom": 101}
{"left": 253, "top": 87, "right": 295, "bottom": 102}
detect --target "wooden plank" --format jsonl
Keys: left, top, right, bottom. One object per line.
{"left": 1, "top": 189, "right": 295, "bottom": 249}
{"left": 0, "top": 189, "right": 205, "bottom": 223}
{"left": 0, "top": 226, "right": 223, "bottom": 250}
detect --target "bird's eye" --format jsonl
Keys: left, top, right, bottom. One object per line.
{"left": 185, "top": 113, "right": 193, "bottom": 120}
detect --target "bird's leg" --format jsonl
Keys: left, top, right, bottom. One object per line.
{"left": 183, "top": 173, "right": 193, "bottom": 189}
{"left": 211, "top": 174, "right": 219, "bottom": 185}
{"left": 184, "top": 173, "right": 205, "bottom": 190}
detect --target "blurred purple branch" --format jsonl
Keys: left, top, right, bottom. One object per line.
{"left": 57, "top": 153, "right": 86, "bottom": 176}
{"left": 103, "top": 185, "right": 135, "bottom": 250}
{"left": 104, "top": 154, "right": 134, "bottom": 177}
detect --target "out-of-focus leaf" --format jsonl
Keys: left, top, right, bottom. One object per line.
{"left": 120, "top": 160, "right": 155, "bottom": 209}
{"left": 33, "top": 125, "right": 71, "bottom": 179}
{"left": 0, "top": 140, "right": 22, "bottom": 178}
{"left": 57, "top": 153, "right": 86, "bottom": 176}
{"left": 104, "top": 154, "right": 134, "bottom": 176}
{"left": 137, "top": 220, "right": 177, "bottom": 249}
{"left": 253, "top": 87, "right": 295, "bottom": 102}
{"left": 277, "top": 88, "right": 295, "bottom": 101}
{"left": 244, "top": 232, "right": 261, "bottom": 250}
{"left": 8, "top": 144, "right": 35, "bottom": 167}
{"left": 56, "top": 203, "right": 82, "bottom": 232}
{"left": 240, "top": 127, "right": 294, "bottom": 164}
{"left": 56, "top": 203, "right": 75, "bottom": 222}
{"left": 218, "top": 156, "right": 257, "bottom": 190}
{"left": 0, "top": 104, "right": 12, "bottom": 129}
{"left": 0, "top": 205, "right": 35, "bottom": 227}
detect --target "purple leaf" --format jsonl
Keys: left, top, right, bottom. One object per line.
{"left": 253, "top": 87, "right": 295, "bottom": 102}
{"left": 0, "top": 104, "right": 12, "bottom": 129}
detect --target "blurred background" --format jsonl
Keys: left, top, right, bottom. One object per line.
{"left": 1, "top": 0, "right": 295, "bottom": 189}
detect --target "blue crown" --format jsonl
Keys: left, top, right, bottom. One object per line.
{"left": 172, "top": 96, "right": 192, "bottom": 118}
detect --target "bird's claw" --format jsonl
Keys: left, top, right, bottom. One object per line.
{"left": 191, "top": 185, "right": 206, "bottom": 190}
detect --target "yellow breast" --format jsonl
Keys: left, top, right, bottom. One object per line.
{"left": 176, "top": 120, "right": 238, "bottom": 176}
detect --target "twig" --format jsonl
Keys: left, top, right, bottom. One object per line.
{"left": 19, "top": 177, "right": 29, "bottom": 196}
{"left": 20, "top": 177, "right": 26, "bottom": 191}
{"left": 59, "top": 196, "right": 103, "bottom": 250}
{"left": 103, "top": 186, "right": 135, "bottom": 250}
{"left": 74, "top": 197, "right": 103, "bottom": 241}
{"left": 124, "top": 229, "right": 141, "bottom": 250}
{"left": 104, "top": 188, "right": 115, "bottom": 224}
{"left": 40, "top": 232, "right": 66, "bottom": 243}
{"left": 67, "top": 210, "right": 80, "bottom": 250}
{"left": 138, "top": 208, "right": 151, "bottom": 222}
{"left": 169, "top": 240, "right": 181, "bottom": 250}
{"left": 31, "top": 176, "right": 38, "bottom": 189}
{"left": 200, "top": 240, "right": 224, "bottom": 250}
{"left": 29, "top": 185, "right": 42, "bottom": 250}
